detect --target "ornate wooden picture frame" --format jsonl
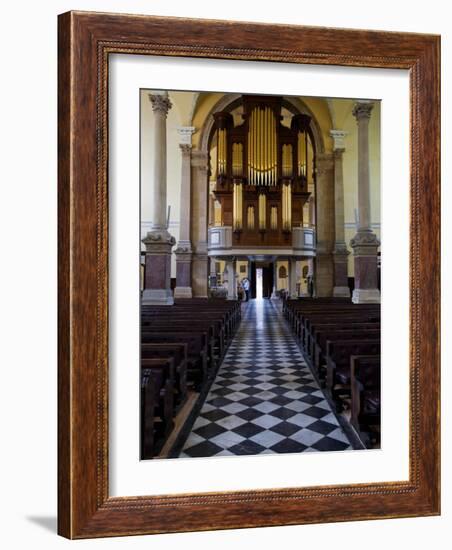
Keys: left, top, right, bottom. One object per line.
{"left": 58, "top": 11, "right": 440, "bottom": 538}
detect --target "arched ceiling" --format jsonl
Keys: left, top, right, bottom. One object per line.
{"left": 189, "top": 91, "right": 335, "bottom": 152}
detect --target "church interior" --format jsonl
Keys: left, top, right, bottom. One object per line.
{"left": 140, "top": 90, "right": 381, "bottom": 460}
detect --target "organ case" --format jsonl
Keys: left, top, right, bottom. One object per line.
{"left": 212, "top": 95, "right": 314, "bottom": 247}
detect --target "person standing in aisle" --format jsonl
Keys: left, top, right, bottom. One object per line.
{"left": 242, "top": 277, "right": 250, "bottom": 302}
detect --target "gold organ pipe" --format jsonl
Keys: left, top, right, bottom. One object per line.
{"left": 274, "top": 108, "right": 277, "bottom": 184}
{"left": 264, "top": 108, "right": 267, "bottom": 186}
{"left": 255, "top": 109, "right": 259, "bottom": 185}
{"left": 218, "top": 129, "right": 227, "bottom": 176}
{"left": 246, "top": 107, "right": 279, "bottom": 186}
{"left": 297, "top": 133, "right": 301, "bottom": 176}
{"left": 254, "top": 110, "right": 257, "bottom": 185}
{"left": 259, "top": 193, "right": 267, "bottom": 230}
{"left": 232, "top": 143, "right": 243, "bottom": 177}
{"left": 252, "top": 111, "right": 255, "bottom": 184}
{"left": 217, "top": 130, "right": 220, "bottom": 175}
{"left": 282, "top": 184, "right": 286, "bottom": 229}
{"left": 222, "top": 130, "right": 225, "bottom": 174}
{"left": 233, "top": 183, "right": 243, "bottom": 230}
{"left": 287, "top": 183, "right": 292, "bottom": 229}
{"left": 255, "top": 110, "right": 258, "bottom": 184}
{"left": 258, "top": 109, "right": 261, "bottom": 185}
{"left": 268, "top": 109, "right": 271, "bottom": 184}
{"left": 269, "top": 108, "right": 272, "bottom": 185}
{"left": 273, "top": 108, "right": 276, "bottom": 184}
{"left": 232, "top": 142, "right": 235, "bottom": 175}
{"left": 265, "top": 108, "right": 268, "bottom": 185}
{"left": 252, "top": 110, "right": 255, "bottom": 185}
{"left": 249, "top": 112, "right": 252, "bottom": 183}
{"left": 247, "top": 119, "right": 250, "bottom": 182}
{"left": 239, "top": 184, "right": 243, "bottom": 229}
{"left": 260, "top": 109, "right": 267, "bottom": 185}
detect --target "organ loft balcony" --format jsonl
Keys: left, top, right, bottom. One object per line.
{"left": 208, "top": 224, "right": 316, "bottom": 257}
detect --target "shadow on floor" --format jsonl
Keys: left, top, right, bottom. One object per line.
{"left": 26, "top": 516, "right": 57, "bottom": 534}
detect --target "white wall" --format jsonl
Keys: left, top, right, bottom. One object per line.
{"left": 0, "top": 1, "right": 450, "bottom": 549}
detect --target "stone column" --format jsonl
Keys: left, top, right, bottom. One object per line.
{"left": 350, "top": 102, "right": 380, "bottom": 304}
{"left": 271, "top": 258, "right": 278, "bottom": 298}
{"left": 289, "top": 257, "right": 298, "bottom": 299}
{"left": 191, "top": 150, "right": 209, "bottom": 297}
{"left": 174, "top": 127, "right": 196, "bottom": 299}
{"left": 307, "top": 258, "right": 315, "bottom": 297}
{"left": 208, "top": 256, "right": 217, "bottom": 290}
{"left": 315, "top": 153, "right": 335, "bottom": 296}
{"left": 225, "top": 258, "right": 237, "bottom": 300}
{"left": 330, "top": 130, "right": 351, "bottom": 298}
{"left": 308, "top": 195, "right": 316, "bottom": 226}
{"left": 142, "top": 92, "right": 175, "bottom": 306}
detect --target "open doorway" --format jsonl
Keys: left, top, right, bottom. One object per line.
{"left": 256, "top": 268, "right": 263, "bottom": 300}
{"left": 250, "top": 262, "right": 274, "bottom": 299}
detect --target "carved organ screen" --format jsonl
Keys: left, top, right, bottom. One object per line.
{"left": 211, "top": 95, "right": 315, "bottom": 247}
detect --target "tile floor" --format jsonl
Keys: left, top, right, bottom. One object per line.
{"left": 179, "top": 299, "right": 353, "bottom": 458}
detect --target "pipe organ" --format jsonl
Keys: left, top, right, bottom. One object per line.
{"left": 212, "top": 95, "right": 314, "bottom": 247}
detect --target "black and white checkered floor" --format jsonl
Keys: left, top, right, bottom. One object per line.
{"left": 179, "top": 299, "right": 353, "bottom": 458}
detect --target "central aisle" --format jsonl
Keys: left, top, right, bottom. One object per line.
{"left": 179, "top": 299, "right": 352, "bottom": 457}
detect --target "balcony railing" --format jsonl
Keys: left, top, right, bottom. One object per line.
{"left": 208, "top": 226, "right": 233, "bottom": 250}
{"left": 207, "top": 225, "right": 316, "bottom": 256}
{"left": 292, "top": 226, "right": 316, "bottom": 253}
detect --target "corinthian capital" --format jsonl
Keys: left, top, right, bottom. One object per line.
{"left": 179, "top": 143, "right": 192, "bottom": 156}
{"left": 330, "top": 129, "right": 347, "bottom": 151}
{"left": 352, "top": 101, "right": 374, "bottom": 121}
{"left": 177, "top": 126, "right": 196, "bottom": 145}
{"left": 148, "top": 92, "right": 172, "bottom": 116}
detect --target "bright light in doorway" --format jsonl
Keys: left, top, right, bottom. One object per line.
{"left": 256, "top": 268, "right": 263, "bottom": 300}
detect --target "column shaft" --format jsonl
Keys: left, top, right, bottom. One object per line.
{"left": 330, "top": 130, "right": 351, "bottom": 298}
{"left": 225, "top": 259, "right": 237, "bottom": 300}
{"left": 271, "top": 259, "right": 278, "bottom": 298}
{"left": 142, "top": 92, "right": 175, "bottom": 306}
{"left": 150, "top": 93, "right": 172, "bottom": 230}
{"left": 289, "top": 258, "right": 298, "bottom": 299}
{"left": 315, "top": 153, "right": 335, "bottom": 297}
{"left": 174, "top": 129, "right": 195, "bottom": 299}
{"left": 351, "top": 102, "right": 380, "bottom": 304}
{"left": 191, "top": 150, "right": 209, "bottom": 298}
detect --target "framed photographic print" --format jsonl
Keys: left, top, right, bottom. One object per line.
{"left": 58, "top": 11, "right": 440, "bottom": 538}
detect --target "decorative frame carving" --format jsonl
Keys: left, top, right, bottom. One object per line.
{"left": 58, "top": 11, "right": 440, "bottom": 538}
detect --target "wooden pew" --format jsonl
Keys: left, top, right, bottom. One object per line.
{"left": 312, "top": 328, "right": 381, "bottom": 375}
{"left": 325, "top": 339, "right": 381, "bottom": 409}
{"left": 142, "top": 318, "right": 223, "bottom": 363}
{"left": 141, "top": 343, "right": 188, "bottom": 410}
{"left": 140, "top": 358, "right": 175, "bottom": 459}
{"left": 308, "top": 321, "right": 380, "bottom": 359}
{"left": 350, "top": 355, "right": 381, "bottom": 445}
{"left": 141, "top": 331, "right": 208, "bottom": 389}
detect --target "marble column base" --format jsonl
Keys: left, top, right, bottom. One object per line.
{"left": 333, "top": 247, "right": 350, "bottom": 298}
{"left": 333, "top": 286, "right": 351, "bottom": 298}
{"left": 142, "top": 288, "right": 174, "bottom": 306}
{"left": 350, "top": 230, "right": 380, "bottom": 304}
{"left": 352, "top": 288, "right": 380, "bottom": 304}
{"left": 174, "top": 245, "right": 193, "bottom": 300}
{"left": 141, "top": 229, "right": 175, "bottom": 306}
{"left": 174, "top": 286, "right": 193, "bottom": 299}
{"left": 315, "top": 251, "right": 334, "bottom": 297}
{"left": 192, "top": 252, "right": 208, "bottom": 298}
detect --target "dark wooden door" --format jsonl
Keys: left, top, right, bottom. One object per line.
{"left": 250, "top": 261, "right": 257, "bottom": 299}
{"left": 262, "top": 265, "right": 273, "bottom": 298}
